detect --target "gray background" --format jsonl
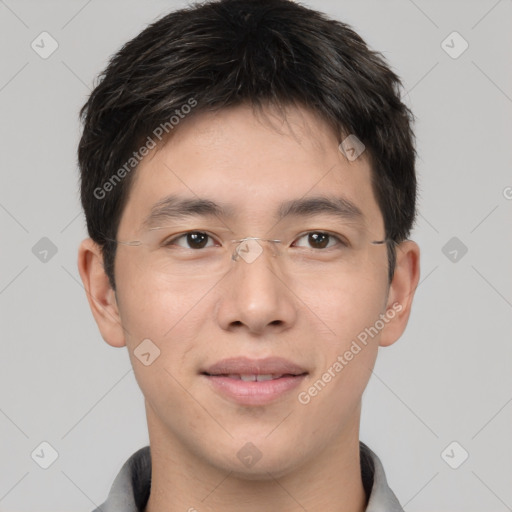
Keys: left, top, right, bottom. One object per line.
{"left": 0, "top": 0, "right": 511, "bottom": 510}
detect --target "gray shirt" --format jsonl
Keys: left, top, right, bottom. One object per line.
{"left": 93, "top": 442, "right": 404, "bottom": 512}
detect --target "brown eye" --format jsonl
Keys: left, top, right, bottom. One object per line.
{"left": 186, "top": 232, "right": 209, "bottom": 249}
{"left": 165, "top": 231, "right": 215, "bottom": 249}
{"left": 308, "top": 232, "right": 330, "bottom": 249}
{"left": 294, "top": 231, "right": 345, "bottom": 250}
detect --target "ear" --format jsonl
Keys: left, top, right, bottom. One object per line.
{"left": 379, "top": 240, "right": 420, "bottom": 347}
{"left": 77, "top": 238, "right": 126, "bottom": 348}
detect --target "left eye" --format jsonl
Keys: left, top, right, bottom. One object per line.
{"left": 293, "top": 232, "right": 345, "bottom": 250}
{"left": 165, "top": 231, "right": 216, "bottom": 249}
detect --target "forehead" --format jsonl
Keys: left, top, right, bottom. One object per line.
{"left": 118, "top": 103, "right": 383, "bottom": 235}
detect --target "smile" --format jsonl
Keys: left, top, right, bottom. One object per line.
{"left": 202, "top": 373, "right": 307, "bottom": 406}
{"left": 207, "top": 373, "right": 291, "bottom": 381}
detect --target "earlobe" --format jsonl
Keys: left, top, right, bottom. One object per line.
{"left": 379, "top": 240, "right": 421, "bottom": 348}
{"left": 77, "top": 238, "right": 126, "bottom": 348}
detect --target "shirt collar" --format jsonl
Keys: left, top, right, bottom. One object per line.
{"left": 94, "top": 442, "right": 403, "bottom": 512}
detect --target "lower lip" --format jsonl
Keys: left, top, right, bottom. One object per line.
{"left": 203, "top": 374, "right": 307, "bottom": 406}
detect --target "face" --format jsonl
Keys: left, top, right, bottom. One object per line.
{"left": 80, "top": 103, "right": 419, "bottom": 479}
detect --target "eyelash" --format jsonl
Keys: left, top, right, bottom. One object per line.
{"left": 161, "top": 230, "right": 350, "bottom": 250}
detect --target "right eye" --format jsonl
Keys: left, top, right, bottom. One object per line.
{"left": 163, "top": 231, "right": 218, "bottom": 250}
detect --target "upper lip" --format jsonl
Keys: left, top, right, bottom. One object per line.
{"left": 202, "top": 357, "right": 308, "bottom": 376}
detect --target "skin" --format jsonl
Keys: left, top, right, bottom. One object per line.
{"left": 78, "top": 103, "right": 420, "bottom": 512}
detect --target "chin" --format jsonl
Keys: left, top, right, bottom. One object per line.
{"left": 207, "top": 439, "right": 308, "bottom": 481}
{"left": 222, "top": 457, "right": 301, "bottom": 481}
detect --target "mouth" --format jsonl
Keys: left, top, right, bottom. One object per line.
{"left": 202, "top": 373, "right": 305, "bottom": 381}
{"left": 202, "top": 356, "right": 308, "bottom": 377}
{"left": 201, "top": 357, "right": 308, "bottom": 406}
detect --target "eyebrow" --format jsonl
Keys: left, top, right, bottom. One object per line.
{"left": 142, "top": 194, "right": 365, "bottom": 229}
{"left": 142, "top": 195, "right": 234, "bottom": 229}
{"left": 277, "top": 196, "right": 364, "bottom": 223}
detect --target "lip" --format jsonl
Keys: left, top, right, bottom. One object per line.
{"left": 202, "top": 356, "right": 307, "bottom": 376}
{"left": 201, "top": 357, "right": 308, "bottom": 406}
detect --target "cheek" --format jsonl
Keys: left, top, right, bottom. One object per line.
{"left": 116, "top": 254, "right": 214, "bottom": 338}
{"left": 116, "top": 268, "right": 211, "bottom": 408}
{"left": 294, "top": 263, "right": 387, "bottom": 340}
{"left": 294, "top": 331, "right": 378, "bottom": 447}
{"left": 296, "top": 280, "right": 382, "bottom": 418}
{"left": 292, "top": 264, "right": 386, "bottom": 405}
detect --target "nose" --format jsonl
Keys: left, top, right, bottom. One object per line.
{"left": 215, "top": 239, "right": 298, "bottom": 335}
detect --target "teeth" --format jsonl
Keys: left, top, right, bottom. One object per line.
{"left": 226, "top": 374, "right": 284, "bottom": 381}
{"left": 256, "top": 374, "right": 279, "bottom": 381}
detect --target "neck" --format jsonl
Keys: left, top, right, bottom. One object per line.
{"left": 144, "top": 405, "right": 367, "bottom": 512}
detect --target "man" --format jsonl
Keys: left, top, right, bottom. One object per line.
{"left": 77, "top": 0, "right": 420, "bottom": 510}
